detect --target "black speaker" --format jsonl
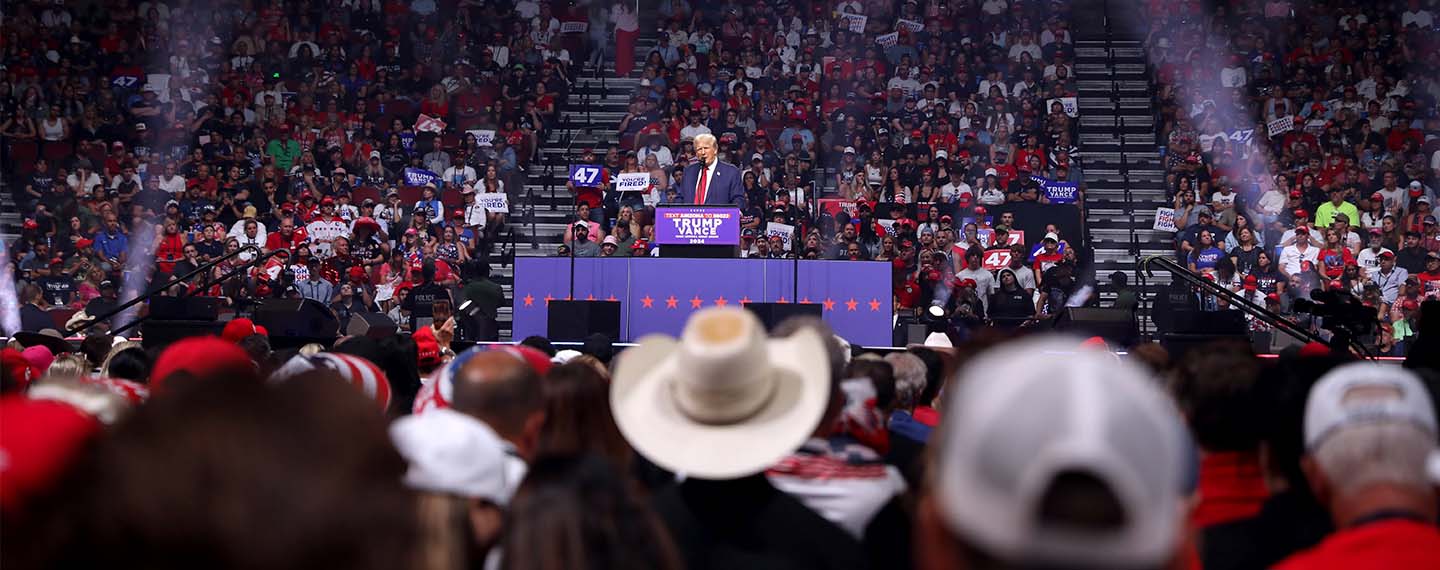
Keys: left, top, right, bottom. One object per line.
{"left": 139, "top": 320, "right": 225, "bottom": 350}
{"left": 1170, "top": 309, "right": 1249, "bottom": 335}
{"left": 148, "top": 296, "right": 221, "bottom": 321}
{"left": 1053, "top": 307, "right": 1139, "bottom": 347}
{"left": 547, "top": 300, "right": 621, "bottom": 342}
{"left": 253, "top": 298, "right": 341, "bottom": 347}
{"left": 745, "top": 303, "right": 823, "bottom": 332}
{"left": 346, "top": 312, "right": 399, "bottom": 339}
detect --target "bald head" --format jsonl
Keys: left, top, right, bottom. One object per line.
{"left": 451, "top": 352, "right": 544, "bottom": 450}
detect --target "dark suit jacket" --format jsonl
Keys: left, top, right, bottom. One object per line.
{"left": 677, "top": 161, "right": 748, "bottom": 208}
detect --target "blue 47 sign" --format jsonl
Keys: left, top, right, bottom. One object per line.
{"left": 569, "top": 164, "right": 603, "bottom": 188}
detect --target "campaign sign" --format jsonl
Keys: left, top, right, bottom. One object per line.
{"left": 1153, "top": 207, "right": 1179, "bottom": 232}
{"left": 766, "top": 222, "right": 796, "bottom": 249}
{"left": 468, "top": 129, "right": 496, "bottom": 146}
{"left": 615, "top": 172, "right": 650, "bottom": 193}
{"left": 655, "top": 207, "right": 741, "bottom": 246}
{"left": 560, "top": 21, "right": 588, "bottom": 33}
{"left": 477, "top": 193, "right": 510, "bottom": 213}
{"left": 840, "top": 13, "right": 867, "bottom": 33}
{"left": 818, "top": 198, "right": 859, "bottom": 219}
{"left": 403, "top": 167, "right": 440, "bottom": 187}
{"left": 569, "top": 164, "right": 603, "bottom": 187}
{"left": 1267, "top": 116, "right": 1294, "bottom": 137}
{"left": 981, "top": 248, "right": 1012, "bottom": 271}
{"left": 1044, "top": 181, "right": 1079, "bottom": 204}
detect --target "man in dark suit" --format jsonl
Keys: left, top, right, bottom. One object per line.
{"left": 675, "top": 134, "right": 747, "bottom": 208}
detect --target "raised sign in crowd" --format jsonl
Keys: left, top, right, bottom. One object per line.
{"left": 4, "top": 0, "right": 1440, "bottom": 568}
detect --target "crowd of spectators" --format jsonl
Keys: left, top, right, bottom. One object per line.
{"left": 1150, "top": 0, "right": 1440, "bottom": 354}
{"left": 563, "top": 0, "right": 1092, "bottom": 327}
{"left": 6, "top": 306, "right": 1440, "bottom": 570}
{"left": 4, "top": 0, "right": 599, "bottom": 336}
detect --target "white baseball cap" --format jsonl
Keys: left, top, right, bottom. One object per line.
{"left": 935, "top": 149, "right": 948, "bottom": 159}
{"left": 390, "top": 408, "right": 516, "bottom": 505}
{"left": 985, "top": 168, "right": 998, "bottom": 177}
{"left": 933, "top": 337, "right": 1189, "bottom": 568}
{"left": 1304, "top": 362, "right": 1437, "bottom": 451}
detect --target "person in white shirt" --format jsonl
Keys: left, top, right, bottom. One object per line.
{"left": 941, "top": 177, "right": 972, "bottom": 204}
{"left": 636, "top": 137, "right": 674, "bottom": 170}
{"left": 1278, "top": 227, "right": 1320, "bottom": 275}
{"left": 1402, "top": 0, "right": 1433, "bottom": 29}
{"left": 1372, "top": 251, "right": 1408, "bottom": 304}
{"left": 678, "top": 114, "right": 712, "bottom": 143}
{"left": 1355, "top": 229, "right": 1394, "bottom": 280}
{"left": 975, "top": 170, "right": 1006, "bottom": 206}
{"left": 1007, "top": 31, "right": 1042, "bottom": 62}
{"left": 442, "top": 156, "right": 478, "bottom": 190}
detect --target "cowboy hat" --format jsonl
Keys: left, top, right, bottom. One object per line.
{"left": 610, "top": 307, "right": 830, "bottom": 480}
{"left": 14, "top": 329, "right": 73, "bottom": 356}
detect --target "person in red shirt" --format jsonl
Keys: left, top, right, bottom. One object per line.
{"left": 1032, "top": 232, "right": 1064, "bottom": 283}
{"left": 152, "top": 218, "right": 188, "bottom": 277}
{"left": 265, "top": 216, "right": 306, "bottom": 253}
{"left": 564, "top": 148, "right": 608, "bottom": 210}
{"left": 1415, "top": 252, "right": 1440, "bottom": 298}
{"left": 1274, "top": 363, "right": 1440, "bottom": 570}
{"left": 1317, "top": 229, "right": 1355, "bottom": 279}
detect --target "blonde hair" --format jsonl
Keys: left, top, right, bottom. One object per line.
{"left": 43, "top": 354, "right": 90, "bottom": 382}
{"left": 101, "top": 341, "right": 143, "bottom": 375}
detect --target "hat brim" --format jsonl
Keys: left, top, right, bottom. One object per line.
{"left": 611, "top": 329, "right": 830, "bottom": 480}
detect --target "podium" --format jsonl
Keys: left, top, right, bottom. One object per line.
{"left": 655, "top": 205, "right": 741, "bottom": 258}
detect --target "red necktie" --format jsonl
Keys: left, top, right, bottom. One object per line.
{"left": 696, "top": 166, "right": 709, "bottom": 204}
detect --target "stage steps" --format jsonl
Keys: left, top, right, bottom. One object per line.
{"left": 1073, "top": 0, "right": 1170, "bottom": 338}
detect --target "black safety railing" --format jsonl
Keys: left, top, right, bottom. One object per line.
{"left": 68, "top": 244, "right": 266, "bottom": 336}
{"left": 1138, "top": 255, "right": 1372, "bottom": 358}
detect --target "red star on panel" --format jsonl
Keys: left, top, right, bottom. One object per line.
{"left": 799, "top": 297, "right": 811, "bottom": 304}
{"left": 641, "top": 295, "right": 654, "bottom": 309}
{"left": 777, "top": 296, "right": 789, "bottom": 304}
{"left": 690, "top": 296, "right": 703, "bottom": 309}
{"left": 665, "top": 296, "right": 679, "bottom": 309}
{"left": 869, "top": 298, "right": 882, "bottom": 312}
{"left": 607, "top": 294, "right": 617, "bottom": 302}
{"left": 544, "top": 294, "right": 555, "bottom": 306}
{"left": 739, "top": 296, "right": 752, "bottom": 306}
{"left": 523, "top": 295, "right": 534, "bottom": 307}
{"left": 586, "top": 294, "right": 596, "bottom": 301}
{"left": 823, "top": 298, "right": 836, "bottom": 311}
{"left": 845, "top": 298, "right": 859, "bottom": 311}
{"left": 714, "top": 296, "right": 728, "bottom": 307}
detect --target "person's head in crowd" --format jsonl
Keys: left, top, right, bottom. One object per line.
{"left": 450, "top": 350, "right": 546, "bottom": 462}
{"left": 537, "top": 362, "right": 631, "bottom": 469}
{"left": 916, "top": 337, "right": 1190, "bottom": 570}
{"left": 12, "top": 373, "right": 416, "bottom": 569}
{"left": 1297, "top": 363, "right": 1437, "bottom": 539}
{"left": 499, "top": 454, "right": 683, "bottom": 570}
{"left": 100, "top": 344, "right": 151, "bottom": 383}
{"left": 1172, "top": 340, "right": 1263, "bottom": 453}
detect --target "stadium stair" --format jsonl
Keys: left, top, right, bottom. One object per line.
{"left": 1073, "top": 0, "right": 1170, "bottom": 338}
{"left": 496, "top": 32, "right": 657, "bottom": 339}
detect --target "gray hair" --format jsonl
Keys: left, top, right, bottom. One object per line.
{"left": 884, "top": 352, "right": 928, "bottom": 409}
{"left": 693, "top": 133, "right": 717, "bottom": 149}
{"left": 1313, "top": 423, "right": 1435, "bottom": 495}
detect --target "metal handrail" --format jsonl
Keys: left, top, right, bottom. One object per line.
{"left": 68, "top": 244, "right": 263, "bottom": 335}
{"left": 1138, "top": 255, "right": 1371, "bottom": 358}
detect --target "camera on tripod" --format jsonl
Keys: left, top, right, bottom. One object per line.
{"left": 1292, "top": 289, "right": 1377, "bottom": 336}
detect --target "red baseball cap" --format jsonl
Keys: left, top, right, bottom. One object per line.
{"left": 150, "top": 336, "right": 254, "bottom": 389}
{"left": 1293, "top": 209, "right": 1308, "bottom": 219}
{"left": 1289, "top": 190, "right": 1302, "bottom": 198}
{"left": 1328, "top": 279, "right": 1344, "bottom": 290}
{"left": 0, "top": 397, "right": 100, "bottom": 513}
{"left": 1295, "top": 225, "right": 1309, "bottom": 234}
{"left": 1243, "top": 275, "right": 1258, "bottom": 290}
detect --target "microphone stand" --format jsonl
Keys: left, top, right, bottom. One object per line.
{"left": 569, "top": 229, "right": 577, "bottom": 302}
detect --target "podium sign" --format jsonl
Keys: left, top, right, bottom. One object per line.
{"left": 655, "top": 206, "right": 741, "bottom": 246}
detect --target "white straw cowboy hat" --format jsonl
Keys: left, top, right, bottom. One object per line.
{"left": 611, "top": 307, "right": 831, "bottom": 480}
